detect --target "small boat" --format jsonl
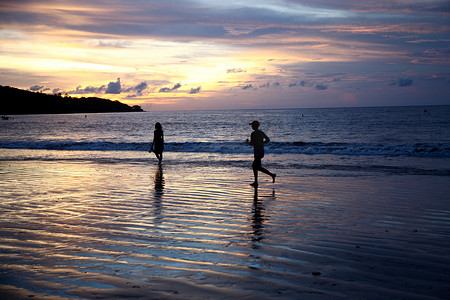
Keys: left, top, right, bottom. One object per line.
{"left": 2, "top": 115, "right": 9, "bottom": 120}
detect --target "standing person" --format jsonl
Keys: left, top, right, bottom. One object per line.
{"left": 150, "top": 122, "right": 164, "bottom": 164}
{"left": 246, "top": 120, "right": 276, "bottom": 187}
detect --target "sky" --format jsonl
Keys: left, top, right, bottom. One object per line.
{"left": 0, "top": 0, "right": 449, "bottom": 111}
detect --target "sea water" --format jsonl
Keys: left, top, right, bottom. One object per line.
{"left": 1, "top": 106, "right": 449, "bottom": 177}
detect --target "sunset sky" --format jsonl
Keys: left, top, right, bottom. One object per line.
{"left": 1, "top": 0, "right": 449, "bottom": 111}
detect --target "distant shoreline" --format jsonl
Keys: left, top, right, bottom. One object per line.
{"left": 0, "top": 85, "right": 144, "bottom": 115}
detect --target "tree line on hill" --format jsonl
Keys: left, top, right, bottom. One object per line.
{"left": 0, "top": 85, "right": 143, "bottom": 115}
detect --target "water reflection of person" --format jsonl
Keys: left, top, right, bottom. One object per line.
{"left": 153, "top": 165, "right": 164, "bottom": 221}
{"left": 251, "top": 187, "right": 265, "bottom": 249}
{"left": 250, "top": 188, "right": 275, "bottom": 249}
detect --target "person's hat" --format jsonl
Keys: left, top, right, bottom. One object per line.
{"left": 249, "top": 120, "right": 260, "bottom": 126}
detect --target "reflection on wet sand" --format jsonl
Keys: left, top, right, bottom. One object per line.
{"left": 250, "top": 188, "right": 275, "bottom": 249}
{"left": 152, "top": 165, "right": 164, "bottom": 221}
{"left": 1, "top": 159, "right": 449, "bottom": 299}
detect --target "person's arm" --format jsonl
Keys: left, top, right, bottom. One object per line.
{"left": 246, "top": 132, "right": 254, "bottom": 145}
{"left": 262, "top": 131, "right": 270, "bottom": 143}
{"left": 150, "top": 131, "right": 155, "bottom": 152}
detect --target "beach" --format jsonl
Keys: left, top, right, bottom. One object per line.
{"left": 1, "top": 107, "right": 450, "bottom": 299}
{"left": 1, "top": 149, "right": 449, "bottom": 299}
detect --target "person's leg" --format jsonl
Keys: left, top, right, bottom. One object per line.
{"left": 259, "top": 166, "right": 276, "bottom": 183}
{"left": 251, "top": 158, "right": 260, "bottom": 186}
{"left": 154, "top": 151, "right": 162, "bottom": 163}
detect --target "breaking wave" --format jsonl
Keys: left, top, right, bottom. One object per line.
{"left": 1, "top": 141, "right": 449, "bottom": 157}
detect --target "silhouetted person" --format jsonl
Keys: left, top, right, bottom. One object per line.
{"left": 150, "top": 122, "right": 164, "bottom": 164}
{"left": 246, "top": 120, "right": 276, "bottom": 187}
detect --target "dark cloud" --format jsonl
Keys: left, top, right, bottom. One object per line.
{"left": 315, "top": 83, "right": 328, "bottom": 90}
{"left": 289, "top": 80, "right": 313, "bottom": 87}
{"left": 410, "top": 48, "right": 450, "bottom": 64}
{"left": 67, "top": 85, "right": 106, "bottom": 94}
{"left": 159, "top": 83, "right": 182, "bottom": 93}
{"left": 84, "top": 86, "right": 106, "bottom": 93}
{"left": 29, "top": 85, "right": 44, "bottom": 91}
{"left": 397, "top": 77, "right": 413, "bottom": 87}
{"left": 227, "top": 68, "right": 246, "bottom": 73}
{"left": 189, "top": 86, "right": 201, "bottom": 94}
{"left": 135, "top": 82, "right": 148, "bottom": 93}
{"left": 260, "top": 82, "right": 280, "bottom": 88}
{"left": 105, "top": 78, "right": 121, "bottom": 94}
{"left": 65, "top": 80, "right": 148, "bottom": 96}
{"left": 123, "top": 81, "right": 148, "bottom": 96}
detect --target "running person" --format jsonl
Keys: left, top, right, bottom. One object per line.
{"left": 246, "top": 120, "right": 276, "bottom": 187}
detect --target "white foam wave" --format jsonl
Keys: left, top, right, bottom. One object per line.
{"left": 0, "top": 141, "right": 449, "bottom": 157}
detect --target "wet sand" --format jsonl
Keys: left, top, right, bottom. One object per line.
{"left": 1, "top": 152, "right": 450, "bottom": 299}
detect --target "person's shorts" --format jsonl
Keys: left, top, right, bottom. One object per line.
{"left": 253, "top": 151, "right": 264, "bottom": 169}
{"left": 254, "top": 151, "right": 264, "bottom": 160}
{"left": 252, "top": 157, "right": 262, "bottom": 169}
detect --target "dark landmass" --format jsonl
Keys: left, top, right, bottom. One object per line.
{"left": 0, "top": 85, "right": 144, "bottom": 115}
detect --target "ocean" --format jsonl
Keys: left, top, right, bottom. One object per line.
{"left": 1, "top": 106, "right": 450, "bottom": 299}
{"left": 1, "top": 106, "right": 449, "bottom": 176}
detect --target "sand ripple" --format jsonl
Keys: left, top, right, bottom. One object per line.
{"left": 1, "top": 160, "right": 450, "bottom": 299}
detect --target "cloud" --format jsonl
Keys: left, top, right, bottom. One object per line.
{"left": 315, "top": 83, "right": 328, "bottom": 90}
{"left": 397, "top": 77, "right": 414, "bottom": 87}
{"left": 29, "top": 85, "right": 44, "bottom": 91}
{"left": 135, "top": 82, "right": 148, "bottom": 93}
{"left": 189, "top": 86, "right": 201, "bottom": 94}
{"left": 1, "top": 0, "right": 449, "bottom": 110}
{"left": 227, "top": 68, "right": 246, "bottom": 73}
{"left": 105, "top": 78, "right": 121, "bottom": 94}
{"left": 61, "top": 80, "right": 148, "bottom": 96}
{"left": 66, "top": 85, "right": 106, "bottom": 94}
{"left": 288, "top": 80, "right": 315, "bottom": 88}
{"left": 159, "top": 83, "right": 182, "bottom": 93}
{"left": 84, "top": 86, "right": 106, "bottom": 93}
{"left": 123, "top": 81, "right": 148, "bottom": 96}
{"left": 260, "top": 82, "right": 280, "bottom": 88}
